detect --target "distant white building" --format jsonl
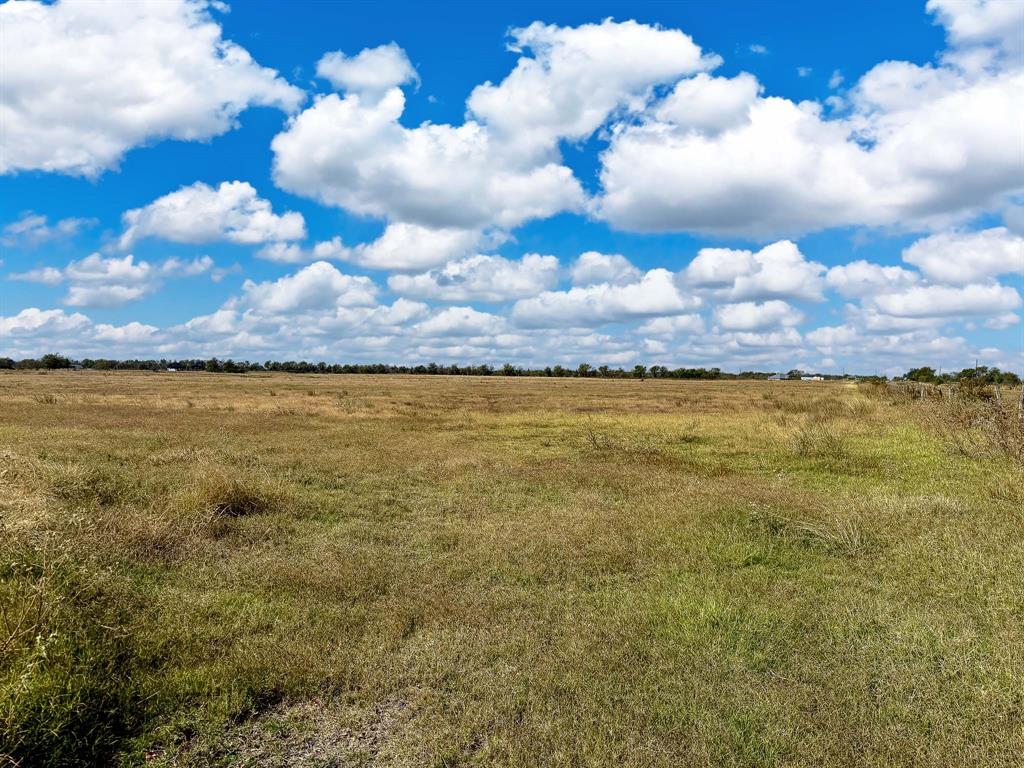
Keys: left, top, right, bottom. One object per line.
{"left": 768, "top": 374, "right": 785, "bottom": 381}
{"left": 801, "top": 375, "right": 824, "bottom": 381}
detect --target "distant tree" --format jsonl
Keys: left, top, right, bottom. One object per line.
{"left": 597, "top": 365, "right": 610, "bottom": 378}
{"left": 502, "top": 363, "right": 517, "bottom": 376}
{"left": 204, "top": 358, "right": 222, "bottom": 373}
{"left": 633, "top": 364, "right": 647, "bottom": 380}
{"left": 998, "top": 370, "right": 1022, "bottom": 386}
{"left": 40, "top": 353, "right": 71, "bottom": 369}
{"left": 577, "top": 363, "right": 592, "bottom": 378}
{"left": 787, "top": 369, "right": 803, "bottom": 380}
{"left": 905, "top": 366, "right": 938, "bottom": 383}
{"left": 0, "top": 357, "right": 14, "bottom": 369}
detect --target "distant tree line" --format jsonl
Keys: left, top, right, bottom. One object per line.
{"left": 0, "top": 355, "right": 1016, "bottom": 382}
{"left": 901, "top": 366, "right": 1020, "bottom": 386}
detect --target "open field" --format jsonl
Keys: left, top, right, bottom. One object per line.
{"left": 1, "top": 371, "right": 1022, "bottom": 767}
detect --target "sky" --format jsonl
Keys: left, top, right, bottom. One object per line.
{"left": 1, "top": 0, "right": 1022, "bottom": 375}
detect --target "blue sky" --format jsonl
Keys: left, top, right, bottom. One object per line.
{"left": 1, "top": 0, "right": 1021, "bottom": 374}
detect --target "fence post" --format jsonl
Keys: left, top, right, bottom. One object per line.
{"left": 995, "top": 382, "right": 1002, "bottom": 406}
{"left": 1018, "top": 384, "right": 1024, "bottom": 419}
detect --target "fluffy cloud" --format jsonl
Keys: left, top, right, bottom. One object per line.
{"left": 683, "top": 240, "right": 825, "bottom": 301}
{"left": 9, "top": 253, "right": 217, "bottom": 308}
{"left": 257, "top": 225, "right": 485, "bottom": 271}
{"left": 92, "top": 322, "right": 159, "bottom": 343}
{"left": 256, "top": 238, "right": 350, "bottom": 265}
{"left": 570, "top": 252, "right": 642, "bottom": 287}
{"left": 807, "top": 324, "right": 971, "bottom": 366}
{"left": 866, "top": 283, "right": 1021, "bottom": 318}
{"left": 466, "top": 20, "right": 716, "bottom": 157}
{"left": 317, "top": 43, "right": 418, "bottom": 97}
{"left": 234, "top": 261, "right": 377, "bottom": 314}
{"left": 354, "top": 224, "right": 484, "bottom": 270}
{"left": 926, "top": 0, "right": 1024, "bottom": 56}
{"left": 159, "top": 256, "right": 217, "bottom": 278}
{"left": 0, "top": 307, "right": 90, "bottom": 337}
{"left": 388, "top": 254, "right": 558, "bottom": 301}
{"left": 652, "top": 73, "right": 760, "bottom": 134}
{"left": 0, "top": 307, "right": 160, "bottom": 358}
{"left": 0, "top": 0, "right": 302, "bottom": 176}
{"left": 413, "top": 306, "right": 507, "bottom": 337}
{"left": 272, "top": 87, "right": 584, "bottom": 231}
{"left": 901, "top": 227, "right": 1024, "bottom": 284}
{"left": 9, "top": 267, "right": 64, "bottom": 286}
{"left": 636, "top": 314, "right": 705, "bottom": 336}
{"left": 53, "top": 254, "right": 154, "bottom": 308}
{"left": 272, "top": 22, "right": 719, "bottom": 250}
{"left": 65, "top": 284, "right": 151, "bottom": 308}
{"left": 512, "top": 269, "right": 699, "bottom": 328}
{"left": 714, "top": 300, "right": 803, "bottom": 330}
{"left": 120, "top": 181, "right": 305, "bottom": 248}
{"left": 985, "top": 312, "right": 1020, "bottom": 330}
{"left": 2, "top": 212, "right": 95, "bottom": 247}
{"left": 826, "top": 260, "right": 920, "bottom": 297}
{"left": 596, "top": 3, "right": 1024, "bottom": 236}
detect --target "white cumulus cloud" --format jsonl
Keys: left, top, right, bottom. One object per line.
{"left": 8, "top": 253, "right": 216, "bottom": 308}
{"left": 901, "top": 227, "right": 1024, "bottom": 284}
{"left": 234, "top": 261, "right": 378, "bottom": 314}
{"left": 512, "top": 269, "right": 699, "bottom": 328}
{"left": 2, "top": 212, "right": 95, "bottom": 247}
{"left": 714, "top": 300, "right": 803, "bottom": 330}
{"left": 866, "top": 282, "right": 1021, "bottom": 318}
{"left": 317, "top": 43, "right": 419, "bottom": 98}
{"left": 684, "top": 240, "right": 825, "bottom": 301}
{"left": 388, "top": 254, "right": 559, "bottom": 301}
{"left": 595, "top": 3, "right": 1024, "bottom": 237}
{"left": 120, "top": 181, "right": 305, "bottom": 248}
{"left": 570, "top": 252, "right": 642, "bottom": 287}
{"left": 0, "top": 0, "right": 302, "bottom": 177}
{"left": 826, "top": 260, "right": 921, "bottom": 297}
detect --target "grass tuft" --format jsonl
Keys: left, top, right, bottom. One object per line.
{"left": 790, "top": 419, "right": 849, "bottom": 462}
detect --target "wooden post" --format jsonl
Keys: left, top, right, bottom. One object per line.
{"left": 995, "top": 382, "right": 1002, "bottom": 406}
{"left": 1018, "top": 384, "right": 1024, "bottom": 419}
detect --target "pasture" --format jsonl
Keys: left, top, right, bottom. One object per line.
{"left": 1, "top": 372, "right": 1021, "bottom": 767}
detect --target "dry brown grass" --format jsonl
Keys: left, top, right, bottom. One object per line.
{"left": 0, "top": 371, "right": 1021, "bottom": 767}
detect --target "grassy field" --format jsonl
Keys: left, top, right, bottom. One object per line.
{"left": 1, "top": 371, "right": 1022, "bottom": 767}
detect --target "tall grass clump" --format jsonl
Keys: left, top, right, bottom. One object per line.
{"left": 791, "top": 419, "right": 849, "bottom": 463}
{"left": 881, "top": 382, "right": 1024, "bottom": 469}
{"left": 0, "top": 532, "right": 150, "bottom": 767}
